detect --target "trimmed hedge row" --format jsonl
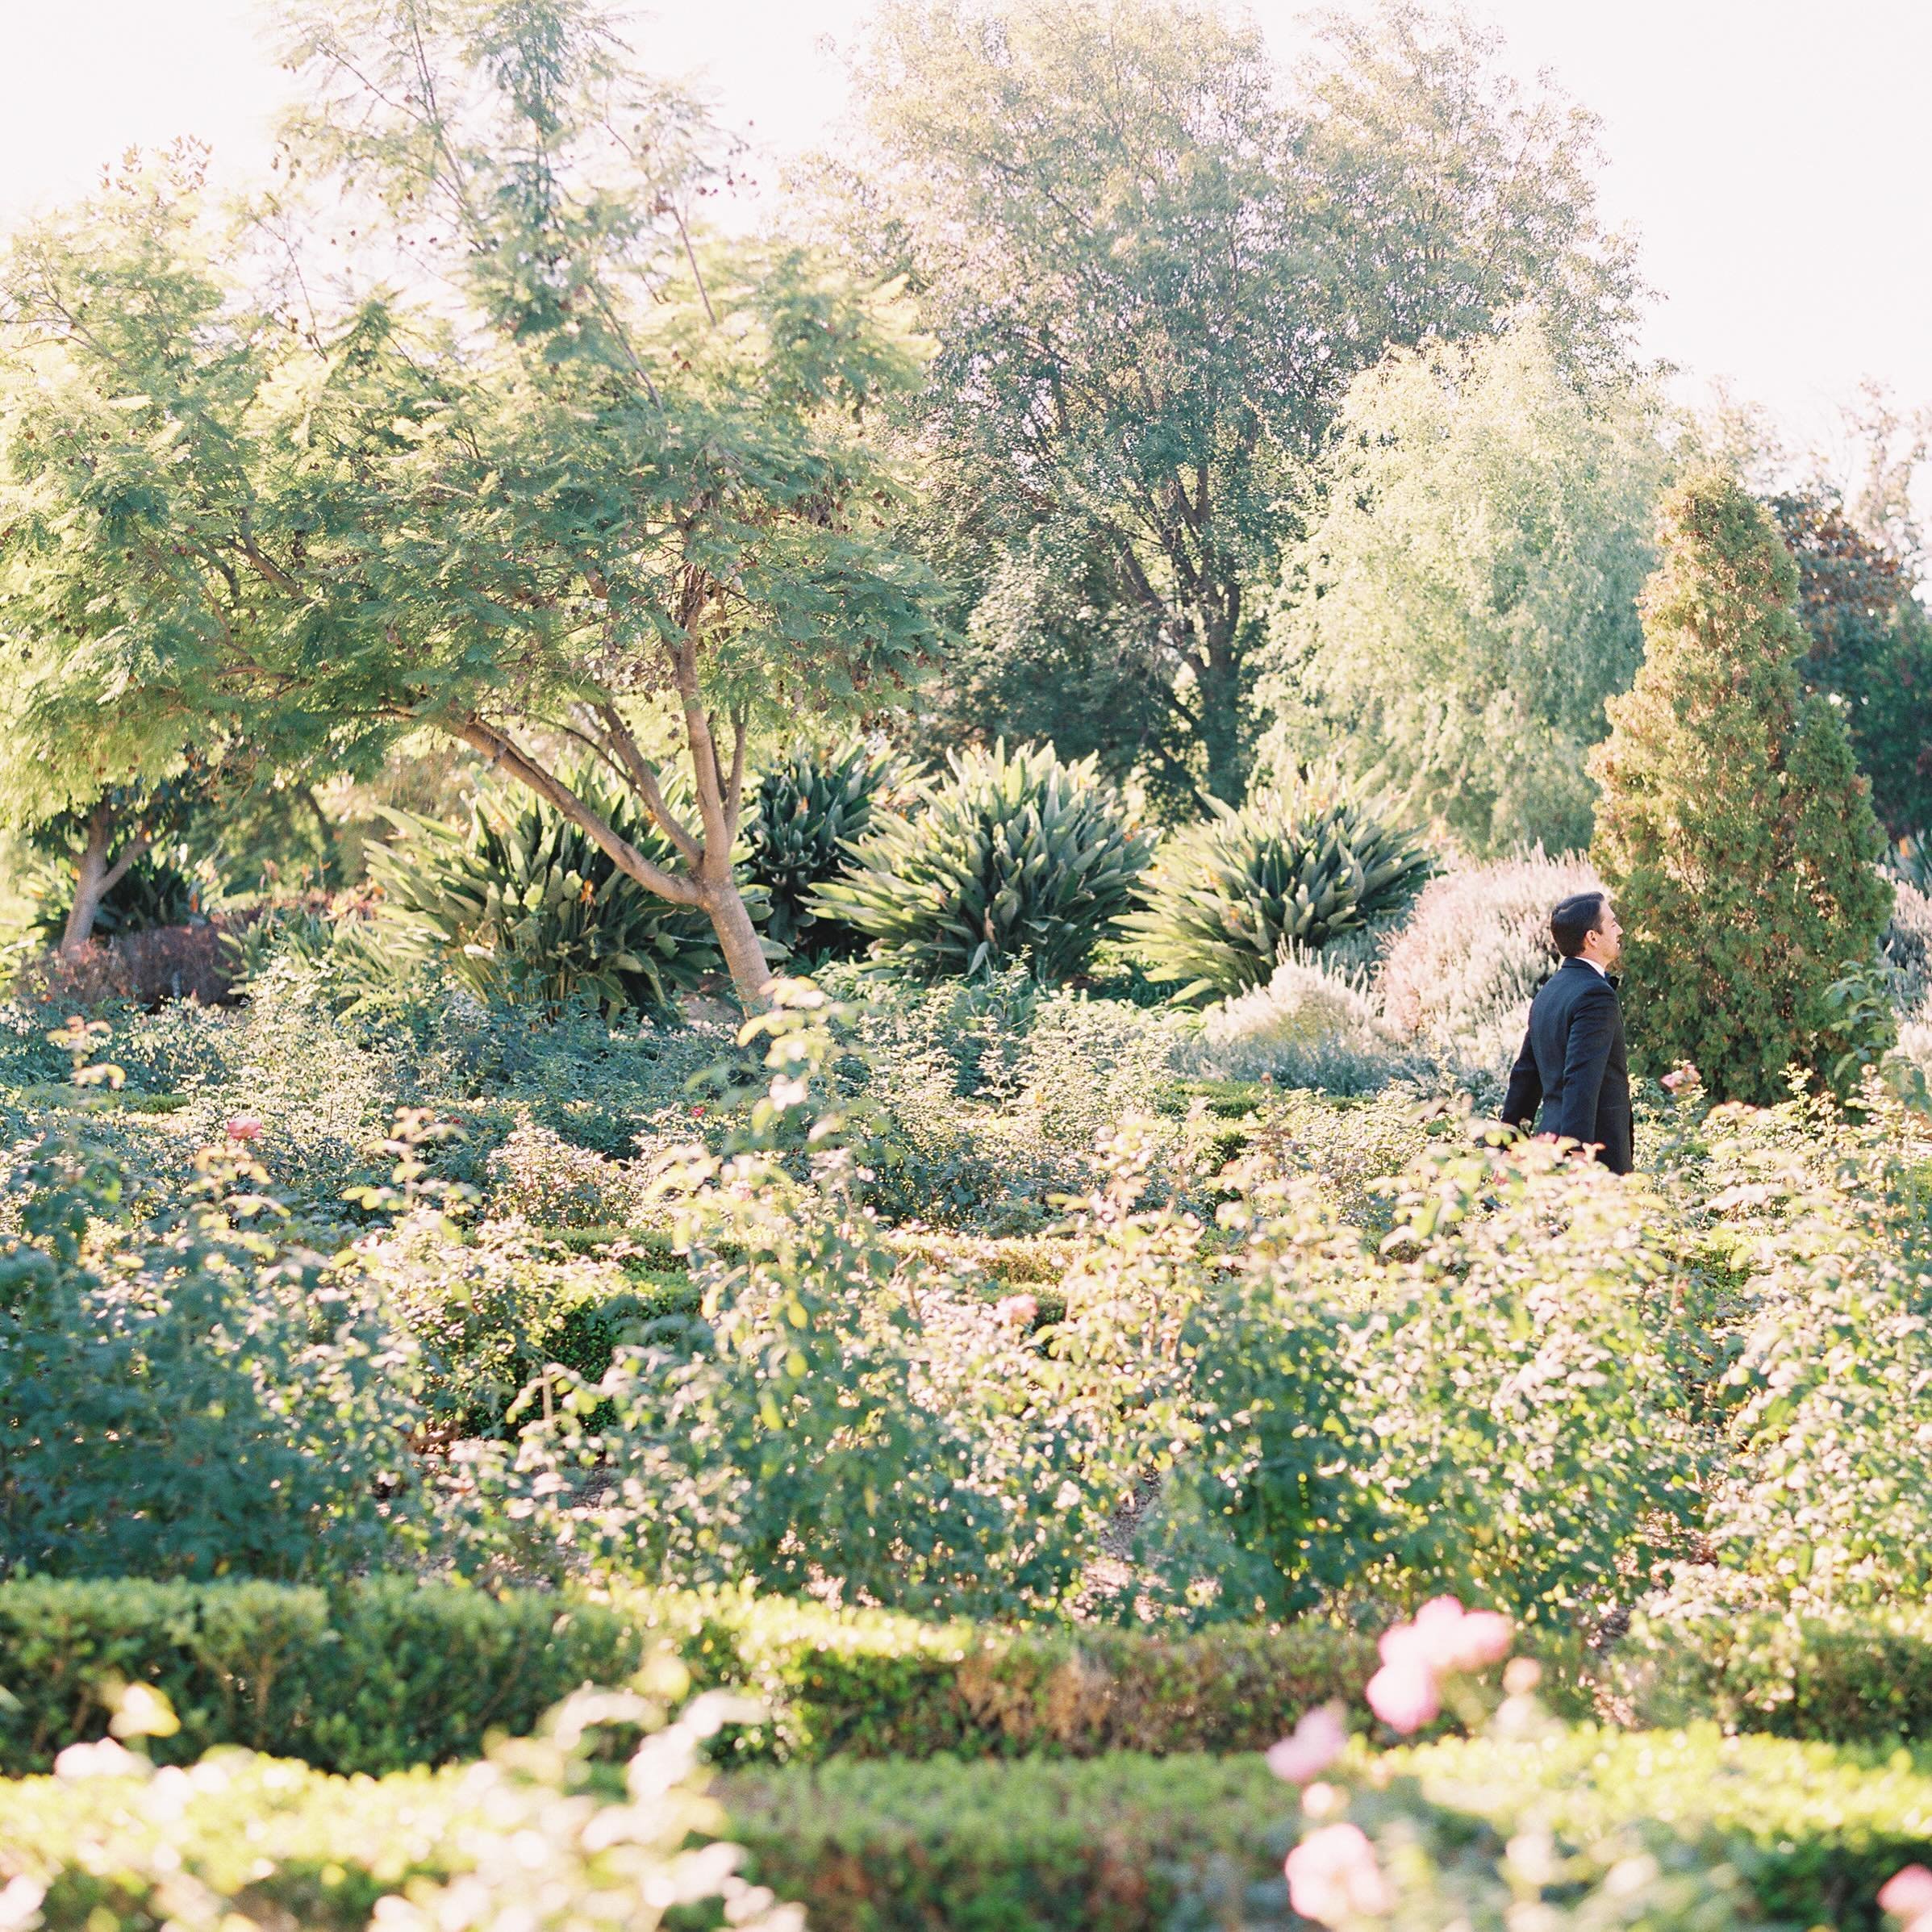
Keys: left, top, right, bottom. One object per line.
{"left": 10, "top": 1578, "right": 1932, "bottom": 1778}
{"left": 0, "top": 1579, "right": 1588, "bottom": 1777}
{"left": 4, "top": 1733, "right": 1929, "bottom": 1932}
{"left": 728, "top": 1732, "right": 1932, "bottom": 1932}
{"left": 0, "top": 1576, "right": 646, "bottom": 1776}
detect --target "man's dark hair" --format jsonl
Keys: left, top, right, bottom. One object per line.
{"left": 1550, "top": 891, "right": 1608, "bottom": 959}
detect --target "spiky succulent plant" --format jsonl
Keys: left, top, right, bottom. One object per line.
{"left": 745, "top": 740, "right": 907, "bottom": 955}
{"left": 810, "top": 741, "right": 1153, "bottom": 984}
{"left": 1125, "top": 771, "right": 1433, "bottom": 1003}
{"left": 367, "top": 769, "right": 731, "bottom": 1015}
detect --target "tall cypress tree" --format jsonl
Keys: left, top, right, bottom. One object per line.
{"left": 1591, "top": 470, "right": 1892, "bottom": 1104}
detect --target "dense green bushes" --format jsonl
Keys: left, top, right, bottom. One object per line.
{"left": 23, "top": 1574, "right": 1932, "bottom": 1780}
{"left": 6, "top": 1723, "right": 1929, "bottom": 1932}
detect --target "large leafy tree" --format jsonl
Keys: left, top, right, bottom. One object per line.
{"left": 827, "top": 0, "right": 1641, "bottom": 807}
{"left": 0, "top": 2, "right": 937, "bottom": 1007}
{"left": 1591, "top": 470, "right": 1892, "bottom": 1104}
{"left": 1265, "top": 320, "right": 1668, "bottom": 856}
{"left": 1770, "top": 489, "right": 1932, "bottom": 841}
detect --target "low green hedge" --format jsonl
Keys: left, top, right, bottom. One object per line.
{"left": 10, "top": 1578, "right": 1932, "bottom": 1780}
{"left": 0, "top": 1576, "right": 647, "bottom": 1776}
{"left": 727, "top": 1731, "right": 1932, "bottom": 1932}
{"left": 0, "top": 1579, "right": 1587, "bottom": 1776}
{"left": 3, "top": 1732, "right": 1928, "bottom": 1932}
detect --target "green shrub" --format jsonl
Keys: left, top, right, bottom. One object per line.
{"left": 744, "top": 740, "right": 906, "bottom": 955}
{"left": 368, "top": 768, "right": 727, "bottom": 1015}
{"left": 1125, "top": 770, "right": 1432, "bottom": 1003}
{"left": 731, "top": 1729, "right": 1932, "bottom": 1932}
{"left": 10, "top": 1722, "right": 1924, "bottom": 1932}
{"left": 511, "top": 1162, "right": 1102, "bottom": 1616}
{"left": 1591, "top": 469, "right": 1893, "bottom": 1104}
{"left": 0, "top": 1577, "right": 1591, "bottom": 1776}
{"left": 1056, "top": 1122, "right": 1706, "bottom": 1625}
{"left": 0, "top": 1121, "right": 427, "bottom": 1584}
{"left": 810, "top": 741, "right": 1153, "bottom": 984}
{"left": 0, "top": 1576, "right": 649, "bottom": 1776}
{"left": 1613, "top": 1581, "right": 1932, "bottom": 1744}
{"left": 354, "top": 1221, "right": 689, "bottom": 1438}
{"left": 1375, "top": 849, "right": 1604, "bottom": 1077}
{"left": 0, "top": 1679, "right": 788, "bottom": 1932}
{"left": 1177, "top": 956, "right": 1425, "bottom": 1093}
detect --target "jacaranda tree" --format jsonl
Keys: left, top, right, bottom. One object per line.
{"left": 0, "top": 1, "right": 937, "bottom": 1007}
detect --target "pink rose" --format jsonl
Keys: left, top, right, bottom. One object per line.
{"left": 224, "top": 1116, "right": 265, "bottom": 1142}
{"left": 1365, "top": 1655, "right": 1439, "bottom": 1734}
{"left": 1661, "top": 1062, "right": 1700, "bottom": 1094}
{"left": 1880, "top": 1867, "right": 1932, "bottom": 1929}
{"left": 995, "top": 1292, "right": 1040, "bottom": 1329}
{"left": 1266, "top": 1703, "right": 1348, "bottom": 1784}
{"left": 1286, "top": 1822, "right": 1393, "bottom": 1925}
{"left": 1383, "top": 1597, "right": 1513, "bottom": 1675}
{"left": 1444, "top": 1609, "right": 1513, "bottom": 1672}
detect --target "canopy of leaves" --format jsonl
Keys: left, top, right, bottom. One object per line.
{"left": 829, "top": 0, "right": 1643, "bottom": 807}
{"left": 1771, "top": 488, "right": 1932, "bottom": 841}
{"left": 1266, "top": 320, "right": 1668, "bottom": 856}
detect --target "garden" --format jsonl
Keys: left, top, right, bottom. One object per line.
{"left": 5, "top": 1, "right": 1932, "bottom": 1928}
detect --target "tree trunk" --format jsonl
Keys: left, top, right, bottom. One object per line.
{"left": 703, "top": 876, "right": 776, "bottom": 1012}
{"left": 60, "top": 805, "right": 115, "bottom": 958}
{"left": 1195, "top": 634, "right": 1248, "bottom": 806}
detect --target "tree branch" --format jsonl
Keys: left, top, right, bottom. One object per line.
{"left": 454, "top": 716, "right": 705, "bottom": 905}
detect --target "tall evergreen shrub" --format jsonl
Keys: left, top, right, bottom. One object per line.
{"left": 1590, "top": 472, "right": 1892, "bottom": 1102}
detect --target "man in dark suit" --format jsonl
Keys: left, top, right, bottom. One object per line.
{"left": 1500, "top": 891, "right": 1633, "bottom": 1175}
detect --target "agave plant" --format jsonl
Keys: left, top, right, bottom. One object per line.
{"left": 811, "top": 741, "right": 1154, "bottom": 984}
{"left": 1126, "top": 770, "right": 1433, "bottom": 1003}
{"left": 367, "top": 770, "right": 730, "bottom": 1016}
{"left": 745, "top": 740, "right": 908, "bottom": 955}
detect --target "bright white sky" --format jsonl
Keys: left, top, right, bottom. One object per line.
{"left": 3, "top": 0, "right": 1929, "bottom": 465}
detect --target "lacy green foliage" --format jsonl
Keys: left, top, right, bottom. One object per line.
{"left": 0, "top": 1087, "right": 425, "bottom": 1582}
{"left": 353, "top": 1221, "right": 687, "bottom": 1439}
{"left": 1126, "top": 773, "right": 1433, "bottom": 1004}
{"left": 1264, "top": 320, "right": 1667, "bottom": 855}
{"left": 368, "top": 772, "right": 724, "bottom": 1016}
{"left": 1178, "top": 957, "right": 1425, "bottom": 1094}
{"left": 810, "top": 741, "right": 1153, "bottom": 984}
{"left": 745, "top": 741, "right": 905, "bottom": 954}
{"left": 1695, "top": 1092, "right": 1932, "bottom": 1607}
{"left": 0, "top": 1678, "right": 798, "bottom": 1932}
{"left": 1056, "top": 1121, "right": 1705, "bottom": 1624}
{"left": 1375, "top": 849, "right": 1604, "bottom": 1077}
{"left": 1591, "top": 470, "right": 1893, "bottom": 1103}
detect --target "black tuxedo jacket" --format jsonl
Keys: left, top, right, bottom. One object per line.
{"left": 1500, "top": 957, "right": 1633, "bottom": 1175}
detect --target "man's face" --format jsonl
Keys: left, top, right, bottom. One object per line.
{"left": 1587, "top": 899, "right": 1623, "bottom": 969}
